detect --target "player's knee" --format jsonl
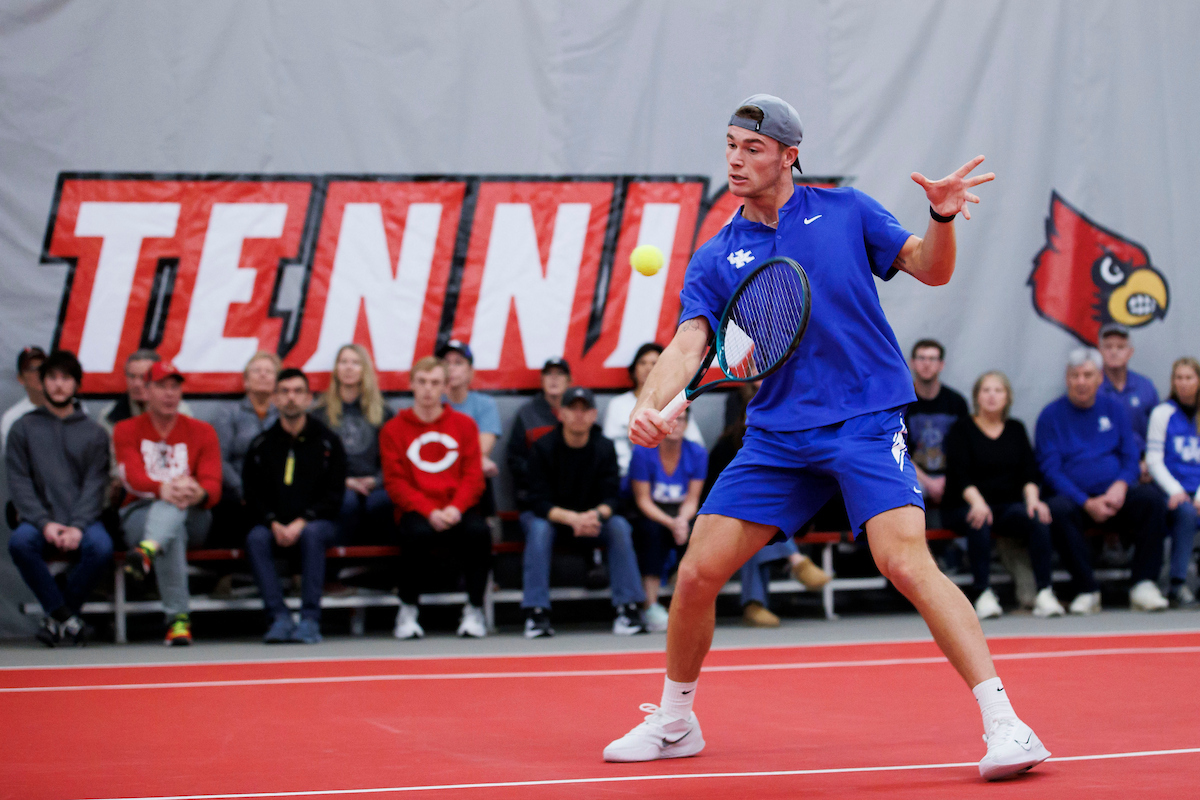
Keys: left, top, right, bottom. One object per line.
{"left": 874, "top": 544, "right": 932, "bottom": 592}
{"left": 674, "top": 557, "right": 725, "bottom": 602}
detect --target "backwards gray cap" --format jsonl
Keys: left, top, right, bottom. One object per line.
{"left": 729, "top": 93, "right": 804, "bottom": 150}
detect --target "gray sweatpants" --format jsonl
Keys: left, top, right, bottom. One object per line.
{"left": 121, "top": 499, "right": 211, "bottom": 619}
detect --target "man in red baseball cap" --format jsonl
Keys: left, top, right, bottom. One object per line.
{"left": 112, "top": 360, "right": 222, "bottom": 645}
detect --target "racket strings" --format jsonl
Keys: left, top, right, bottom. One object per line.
{"left": 723, "top": 260, "right": 808, "bottom": 380}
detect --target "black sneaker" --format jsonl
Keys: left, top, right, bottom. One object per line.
{"left": 60, "top": 615, "right": 94, "bottom": 646}
{"left": 36, "top": 617, "right": 61, "bottom": 648}
{"left": 1169, "top": 585, "right": 1199, "bottom": 610}
{"left": 524, "top": 607, "right": 555, "bottom": 639}
{"left": 613, "top": 603, "right": 647, "bottom": 635}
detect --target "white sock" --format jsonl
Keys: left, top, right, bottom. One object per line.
{"left": 661, "top": 677, "right": 698, "bottom": 720}
{"left": 972, "top": 677, "right": 1017, "bottom": 734}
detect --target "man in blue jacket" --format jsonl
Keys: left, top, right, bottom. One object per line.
{"left": 1035, "top": 348, "right": 1168, "bottom": 614}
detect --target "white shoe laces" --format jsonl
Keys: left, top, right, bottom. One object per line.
{"left": 626, "top": 703, "right": 672, "bottom": 737}
{"left": 984, "top": 717, "right": 1018, "bottom": 746}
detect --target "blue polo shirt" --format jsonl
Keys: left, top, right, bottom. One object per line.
{"left": 679, "top": 186, "right": 915, "bottom": 432}
{"left": 1099, "top": 370, "right": 1158, "bottom": 453}
{"left": 1034, "top": 393, "right": 1141, "bottom": 505}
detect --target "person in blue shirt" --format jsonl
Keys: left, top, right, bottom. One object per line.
{"left": 439, "top": 339, "right": 502, "bottom": 516}
{"left": 1035, "top": 348, "right": 1169, "bottom": 615}
{"left": 605, "top": 93, "right": 1048, "bottom": 782}
{"left": 1098, "top": 323, "right": 1159, "bottom": 457}
{"left": 1145, "top": 357, "right": 1200, "bottom": 608}
{"left": 628, "top": 407, "right": 708, "bottom": 632}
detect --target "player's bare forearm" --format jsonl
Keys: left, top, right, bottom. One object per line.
{"left": 633, "top": 317, "right": 711, "bottom": 416}
{"left": 895, "top": 224, "right": 956, "bottom": 287}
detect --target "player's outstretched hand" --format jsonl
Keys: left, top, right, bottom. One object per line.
{"left": 629, "top": 406, "right": 676, "bottom": 448}
{"left": 911, "top": 155, "right": 995, "bottom": 221}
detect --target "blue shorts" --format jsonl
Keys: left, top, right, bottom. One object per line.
{"left": 701, "top": 407, "right": 924, "bottom": 538}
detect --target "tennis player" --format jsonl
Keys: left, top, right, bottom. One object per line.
{"left": 603, "top": 94, "right": 1049, "bottom": 781}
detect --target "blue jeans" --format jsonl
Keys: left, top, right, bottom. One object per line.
{"left": 520, "top": 511, "right": 646, "bottom": 609}
{"left": 1166, "top": 500, "right": 1199, "bottom": 584}
{"left": 8, "top": 521, "right": 113, "bottom": 615}
{"left": 740, "top": 539, "right": 798, "bottom": 608}
{"left": 337, "top": 486, "right": 393, "bottom": 544}
{"left": 245, "top": 519, "right": 337, "bottom": 622}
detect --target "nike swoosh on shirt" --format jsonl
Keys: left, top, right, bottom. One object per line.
{"left": 804, "top": 215, "right": 822, "bottom": 224}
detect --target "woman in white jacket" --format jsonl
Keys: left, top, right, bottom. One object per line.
{"left": 1145, "top": 357, "right": 1200, "bottom": 608}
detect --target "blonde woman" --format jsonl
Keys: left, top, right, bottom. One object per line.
{"left": 1145, "top": 357, "right": 1200, "bottom": 608}
{"left": 311, "top": 344, "right": 394, "bottom": 542}
{"left": 944, "top": 371, "right": 1061, "bottom": 619}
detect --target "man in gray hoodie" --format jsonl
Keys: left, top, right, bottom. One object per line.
{"left": 7, "top": 350, "right": 113, "bottom": 646}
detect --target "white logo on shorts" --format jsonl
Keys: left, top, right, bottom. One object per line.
{"left": 892, "top": 416, "right": 908, "bottom": 469}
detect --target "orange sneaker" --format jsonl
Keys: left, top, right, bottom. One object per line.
{"left": 164, "top": 614, "right": 192, "bottom": 646}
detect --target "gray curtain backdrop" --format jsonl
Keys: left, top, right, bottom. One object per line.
{"left": 1, "top": 0, "right": 1196, "bottom": 635}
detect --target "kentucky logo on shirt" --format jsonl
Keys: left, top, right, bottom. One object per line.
{"left": 652, "top": 483, "right": 687, "bottom": 504}
{"left": 406, "top": 431, "right": 460, "bottom": 473}
{"left": 1175, "top": 436, "right": 1200, "bottom": 463}
{"left": 727, "top": 249, "right": 755, "bottom": 269}
{"left": 140, "top": 440, "right": 190, "bottom": 482}
{"left": 1098, "top": 416, "right": 1113, "bottom": 432}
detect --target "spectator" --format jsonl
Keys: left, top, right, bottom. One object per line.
{"left": 944, "top": 371, "right": 1063, "bottom": 620}
{"left": 113, "top": 361, "right": 222, "bottom": 645}
{"left": 438, "top": 339, "right": 501, "bottom": 515}
{"left": 521, "top": 386, "right": 646, "bottom": 637}
{"left": 629, "top": 406, "right": 707, "bottom": 631}
{"left": 906, "top": 339, "right": 970, "bottom": 516}
{"left": 98, "top": 349, "right": 194, "bottom": 433}
{"left": 311, "top": 344, "right": 393, "bottom": 542}
{"left": 1098, "top": 322, "right": 1159, "bottom": 457}
{"left": 1145, "top": 357, "right": 1200, "bottom": 609}
{"left": 210, "top": 351, "right": 280, "bottom": 545}
{"left": 1, "top": 346, "right": 45, "bottom": 452}
{"left": 1035, "top": 348, "right": 1169, "bottom": 614}
{"left": 242, "top": 369, "right": 345, "bottom": 644}
{"left": 507, "top": 357, "right": 570, "bottom": 511}
{"left": 603, "top": 343, "right": 704, "bottom": 478}
{"left": 380, "top": 357, "right": 489, "bottom": 639}
{"left": 6, "top": 351, "right": 111, "bottom": 646}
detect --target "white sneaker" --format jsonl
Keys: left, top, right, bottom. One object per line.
{"left": 1031, "top": 587, "right": 1066, "bottom": 618}
{"left": 456, "top": 604, "right": 487, "bottom": 638}
{"left": 979, "top": 717, "right": 1050, "bottom": 780}
{"left": 974, "top": 588, "right": 1003, "bottom": 620}
{"left": 1129, "top": 580, "right": 1169, "bottom": 611}
{"left": 393, "top": 602, "right": 424, "bottom": 639}
{"left": 644, "top": 603, "right": 669, "bottom": 632}
{"left": 603, "top": 703, "right": 705, "bottom": 762}
{"left": 613, "top": 604, "right": 647, "bottom": 635}
{"left": 1069, "top": 590, "right": 1101, "bottom": 615}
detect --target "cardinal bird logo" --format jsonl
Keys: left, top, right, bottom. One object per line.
{"left": 1028, "top": 192, "right": 1168, "bottom": 345}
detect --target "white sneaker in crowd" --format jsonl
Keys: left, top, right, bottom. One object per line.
{"left": 1031, "top": 587, "right": 1066, "bottom": 618}
{"left": 603, "top": 703, "right": 705, "bottom": 762}
{"left": 393, "top": 601, "right": 424, "bottom": 639}
{"left": 1069, "top": 590, "right": 1101, "bottom": 615}
{"left": 1129, "top": 580, "right": 1169, "bottom": 611}
{"left": 979, "top": 717, "right": 1051, "bottom": 780}
{"left": 974, "top": 588, "right": 1003, "bottom": 620}
{"left": 457, "top": 604, "right": 487, "bottom": 638}
{"left": 613, "top": 603, "right": 648, "bottom": 635}
{"left": 644, "top": 602, "right": 669, "bottom": 632}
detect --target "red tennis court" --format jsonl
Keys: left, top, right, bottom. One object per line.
{"left": 4, "top": 631, "right": 1198, "bottom": 800}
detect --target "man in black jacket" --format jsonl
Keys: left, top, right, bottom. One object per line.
{"left": 242, "top": 369, "right": 346, "bottom": 643}
{"left": 521, "top": 386, "right": 646, "bottom": 638}
{"left": 506, "top": 357, "right": 570, "bottom": 510}
{"left": 7, "top": 350, "right": 112, "bottom": 646}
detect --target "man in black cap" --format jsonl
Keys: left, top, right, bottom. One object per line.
{"left": 506, "top": 356, "right": 571, "bottom": 511}
{"left": 521, "top": 386, "right": 645, "bottom": 637}
{"left": 2, "top": 346, "right": 46, "bottom": 453}
{"left": 7, "top": 350, "right": 112, "bottom": 646}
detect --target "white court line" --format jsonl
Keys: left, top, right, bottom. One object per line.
{"left": 5, "top": 645, "right": 1200, "bottom": 694}
{"left": 5, "top": 626, "right": 1198, "bottom": 672}
{"left": 72, "top": 747, "right": 1200, "bottom": 800}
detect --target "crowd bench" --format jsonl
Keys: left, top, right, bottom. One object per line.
{"left": 23, "top": 523, "right": 1132, "bottom": 641}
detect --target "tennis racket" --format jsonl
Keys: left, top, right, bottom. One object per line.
{"left": 661, "top": 256, "right": 811, "bottom": 422}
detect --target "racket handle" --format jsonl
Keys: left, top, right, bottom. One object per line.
{"left": 661, "top": 390, "right": 691, "bottom": 423}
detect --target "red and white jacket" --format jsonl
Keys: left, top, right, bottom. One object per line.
{"left": 112, "top": 413, "right": 222, "bottom": 508}
{"left": 380, "top": 406, "right": 484, "bottom": 519}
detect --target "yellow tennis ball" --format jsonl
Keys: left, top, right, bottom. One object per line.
{"left": 630, "top": 244, "right": 665, "bottom": 276}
